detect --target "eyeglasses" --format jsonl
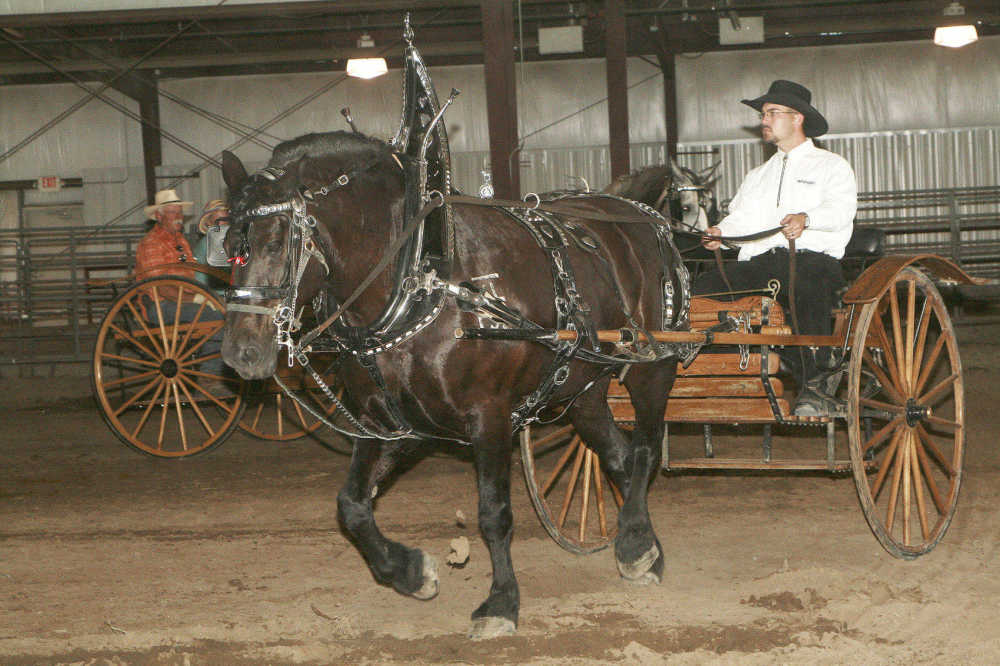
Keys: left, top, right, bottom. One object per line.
{"left": 759, "top": 110, "right": 799, "bottom": 120}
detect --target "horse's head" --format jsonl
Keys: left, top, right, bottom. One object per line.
{"left": 667, "top": 159, "right": 719, "bottom": 233}
{"left": 602, "top": 162, "right": 719, "bottom": 233}
{"left": 219, "top": 132, "right": 406, "bottom": 379}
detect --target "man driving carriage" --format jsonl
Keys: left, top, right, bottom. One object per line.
{"left": 696, "top": 80, "right": 858, "bottom": 417}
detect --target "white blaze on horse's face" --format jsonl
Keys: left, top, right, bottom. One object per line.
{"left": 678, "top": 187, "right": 709, "bottom": 233}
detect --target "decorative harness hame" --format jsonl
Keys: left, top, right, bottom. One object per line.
{"left": 223, "top": 23, "right": 707, "bottom": 443}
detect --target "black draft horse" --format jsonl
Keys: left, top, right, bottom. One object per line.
{"left": 220, "top": 131, "right": 688, "bottom": 639}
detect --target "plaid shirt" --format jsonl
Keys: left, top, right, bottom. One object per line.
{"left": 135, "top": 224, "right": 195, "bottom": 281}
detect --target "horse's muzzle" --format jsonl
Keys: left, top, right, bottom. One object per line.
{"left": 221, "top": 317, "right": 279, "bottom": 380}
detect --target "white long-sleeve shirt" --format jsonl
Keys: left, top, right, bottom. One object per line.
{"left": 717, "top": 139, "right": 858, "bottom": 260}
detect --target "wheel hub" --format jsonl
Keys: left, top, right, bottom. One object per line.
{"left": 160, "top": 358, "right": 179, "bottom": 378}
{"left": 905, "top": 398, "right": 930, "bottom": 427}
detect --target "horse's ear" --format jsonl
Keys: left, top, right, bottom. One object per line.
{"left": 221, "top": 150, "right": 248, "bottom": 189}
{"left": 668, "top": 158, "right": 685, "bottom": 178}
{"left": 699, "top": 161, "right": 721, "bottom": 181}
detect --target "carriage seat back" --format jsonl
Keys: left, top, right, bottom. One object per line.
{"left": 843, "top": 226, "right": 885, "bottom": 259}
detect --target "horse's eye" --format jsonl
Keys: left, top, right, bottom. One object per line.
{"left": 682, "top": 205, "right": 692, "bottom": 213}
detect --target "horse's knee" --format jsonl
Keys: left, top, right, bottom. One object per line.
{"left": 478, "top": 501, "right": 513, "bottom": 542}
{"left": 336, "top": 488, "right": 371, "bottom": 535}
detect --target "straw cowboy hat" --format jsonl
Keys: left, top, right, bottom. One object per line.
{"left": 144, "top": 189, "right": 194, "bottom": 219}
{"left": 741, "top": 79, "right": 829, "bottom": 138}
{"left": 198, "top": 199, "right": 229, "bottom": 233}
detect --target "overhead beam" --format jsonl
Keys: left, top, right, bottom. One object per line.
{"left": 481, "top": 1, "right": 519, "bottom": 199}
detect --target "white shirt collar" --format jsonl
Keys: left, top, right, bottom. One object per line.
{"left": 778, "top": 138, "right": 815, "bottom": 159}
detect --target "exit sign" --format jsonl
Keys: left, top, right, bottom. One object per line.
{"left": 37, "top": 176, "right": 62, "bottom": 192}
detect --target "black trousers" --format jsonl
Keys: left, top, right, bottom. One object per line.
{"left": 692, "top": 247, "right": 845, "bottom": 385}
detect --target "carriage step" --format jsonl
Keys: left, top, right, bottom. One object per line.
{"left": 664, "top": 457, "right": 852, "bottom": 472}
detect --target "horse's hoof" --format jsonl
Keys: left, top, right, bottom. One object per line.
{"left": 410, "top": 553, "right": 439, "bottom": 600}
{"left": 617, "top": 543, "right": 662, "bottom": 585}
{"left": 468, "top": 616, "right": 516, "bottom": 640}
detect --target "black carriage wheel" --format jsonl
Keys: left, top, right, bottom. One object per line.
{"left": 520, "top": 424, "right": 622, "bottom": 554}
{"left": 847, "top": 267, "right": 964, "bottom": 558}
{"left": 92, "top": 277, "right": 245, "bottom": 458}
{"left": 239, "top": 353, "right": 343, "bottom": 441}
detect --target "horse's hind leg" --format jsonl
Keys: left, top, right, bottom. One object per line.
{"left": 336, "top": 438, "right": 439, "bottom": 600}
{"left": 468, "top": 413, "right": 519, "bottom": 639}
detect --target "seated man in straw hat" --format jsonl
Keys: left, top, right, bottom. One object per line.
{"left": 695, "top": 80, "right": 858, "bottom": 416}
{"left": 135, "top": 189, "right": 196, "bottom": 295}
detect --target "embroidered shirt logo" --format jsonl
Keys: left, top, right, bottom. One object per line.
{"left": 796, "top": 178, "right": 816, "bottom": 185}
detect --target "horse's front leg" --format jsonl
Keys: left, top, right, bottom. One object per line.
{"left": 468, "top": 413, "right": 519, "bottom": 639}
{"left": 337, "top": 437, "right": 439, "bottom": 600}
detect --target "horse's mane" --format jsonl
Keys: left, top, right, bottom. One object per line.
{"left": 602, "top": 165, "right": 672, "bottom": 203}
{"left": 268, "top": 131, "right": 390, "bottom": 170}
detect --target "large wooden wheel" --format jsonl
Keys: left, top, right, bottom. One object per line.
{"left": 520, "top": 424, "right": 623, "bottom": 554}
{"left": 239, "top": 354, "right": 342, "bottom": 441}
{"left": 92, "top": 277, "right": 245, "bottom": 458}
{"left": 847, "top": 267, "right": 964, "bottom": 559}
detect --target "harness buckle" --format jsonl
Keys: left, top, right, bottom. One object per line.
{"left": 337, "top": 174, "right": 350, "bottom": 187}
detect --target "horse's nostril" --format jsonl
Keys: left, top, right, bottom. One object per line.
{"left": 239, "top": 346, "right": 260, "bottom": 365}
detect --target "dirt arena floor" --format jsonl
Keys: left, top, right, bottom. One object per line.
{"left": 2, "top": 324, "right": 1000, "bottom": 665}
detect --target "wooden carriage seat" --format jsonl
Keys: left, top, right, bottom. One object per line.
{"left": 608, "top": 295, "right": 792, "bottom": 424}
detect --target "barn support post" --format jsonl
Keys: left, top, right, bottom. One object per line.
{"left": 112, "top": 72, "right": 162, "bottom": 206}
{"left": 649, "top": 18, "right": 679, "bottom": 162}
{"left": 605, "top": 0, "right": 630, "bottom": 180}
{"left": 481, "top": 1, "right": 519, "bottom": 199}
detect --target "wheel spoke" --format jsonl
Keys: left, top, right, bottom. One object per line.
{"left": 176, "top": 322, "right": 225, "bottom": 363}
{"left": 915, "top": 424, "right": 957, "bottom": 478}
{"left": 530, "top": 424, "right": 575, "bottom": 452}
{"left": 103, "top": 368, "right": 160, "bottom": 390}
{"left": 904, "top": 279, "right": 916, "bottom": 389}
{"left": 901, "top": 430, "right": 912, "bottom": 545}
{"left": 870, "top": 428, "right": 902, "bottom": 499}
{"left": 176, "top": 300, "right": 212, "bottom": 358}
{"left": 593, "top": 454, "right": 609, "bottom": 538}
{"left": 909, "top": 434, "right": 930, "bottom": 540}
{"left": 914, "top": 334, "right": 946, "bottom": 397}
{"left": 925, "top": 414, "right": 961, "bottom": 429}
{"left": 112, "top": 374, "right": 162, "bottom": 416}
{"left": 276, "top": 393, "right": 285, "bottom": 437}
{"left": 171, "top": 380, "right": 189, "bottom": 451}
{"left": 177, "top": 375, "right": 217, "bottom": 437}
{"left": 870, "top": 320, "right": 906, "bottom": 399}
{"left": 913, "top": 431, "right": 948, "bottom": 515}
{"left": 860, "top": 398, "right": 905, "bottom": 414}
{"left": 863, "top": 415, "right": 904, "bottom": 457}
{"left": 123, "top": 299, "right": 165, "bottom": 358}
{"left": 131, "top": 378, "right": 167, "bottom": 435}
{"left": 888, "top": 282, "right": 908, "bottom": 393}
{"left": 579, "top": 449, "right": 593, "bottom": 542}
{"left": 107, "top": 323, "right": 161, "bottom": 362}
{"left": 918, "top": 373, "right": 959, "bottom": 407}
{"left": 885, "top": 430, "right": 905, "bottom": 533}
{"left": 862, "top": 349, "right": 906, "bottom": 405}
{"left": 541, "top": 434, "right": 580, "bottom": 496}
{"left": 557, "top": 440, "right": 587, "bottom": 529}
{"left": 910, "top": 295, "right": 933, "bottom": 387}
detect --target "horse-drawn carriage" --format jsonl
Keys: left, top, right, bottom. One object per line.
{"left": 92, "top": 267, "right": 342, "bottom": 457}
{"left": 90, "top": 20, "right": 985, "bottom": 637}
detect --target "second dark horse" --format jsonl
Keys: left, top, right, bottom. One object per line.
{"left": 220, "top": 131, "right": 690, "bottom": 638}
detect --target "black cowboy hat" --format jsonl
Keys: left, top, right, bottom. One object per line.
{"left": 741, "top": 80, "right": 828, "bottom": 138}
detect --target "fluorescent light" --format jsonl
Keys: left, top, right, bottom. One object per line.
{"left": 346, "top": 57, "right": 388, "bottom": 79}
{"left": 934, "top": 24, "right": 978, "bottom": 48}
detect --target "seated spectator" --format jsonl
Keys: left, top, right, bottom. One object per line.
{"left": 192, "top": 199, "right": 232, "bottom": 293}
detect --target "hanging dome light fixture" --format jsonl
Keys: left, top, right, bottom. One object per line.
{"left": 346, "top": 32, "right": 388, "bottom": 79}
{"left": 934, "top": 2, "right": 979, "bottom": 48}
